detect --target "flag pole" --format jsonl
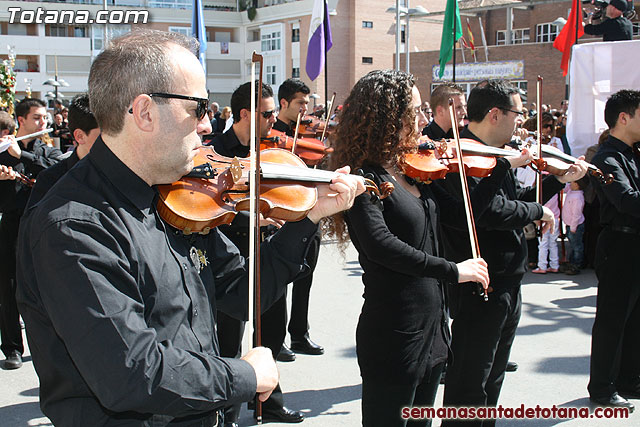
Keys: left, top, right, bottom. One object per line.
{"left": 324, "top": 0, "right": 328, "bottom": 107}
{"left": 575, "top": 0, "right": 579, "bottom": 46}
{"left": 453, "top": 8, "right": 456, "bottom": 83}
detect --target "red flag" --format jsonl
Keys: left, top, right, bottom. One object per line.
{"left": 553, "top": 0, "right": 584, "bottom": 76}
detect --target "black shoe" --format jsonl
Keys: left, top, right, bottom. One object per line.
{"left": 4, "top": 351, "right": 22, "bottom": 370}
{"left": 590, "top": 393, "right": 635, "bottom": 412}
{"left": 276, "top": 344, "right": 296, "bottom": 362}
{"left": 259, "top": 406, "right": 304, "bottom": 423}
{"left": 290, "top": 336, "right": 324, "bottom": 355}
{"left": 223, "top": 423, "right": 239, "bottom": 427}
{"left": 506, "top": 361, "right": 518, "bottom": 372}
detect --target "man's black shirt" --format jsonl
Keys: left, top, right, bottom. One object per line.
{"left": 584, "top": 16, "right": 633, "bottom": 41}
{"left": 16, "top": 137, "right": 316, "bottom": 426}
{"left": 0, "top": 138, "right": 62, "bottom": 214}
{"left": 591, "top": 135, "right": 640, "bottom": 228}
{"left": 422, "top": 120, "right": 452, "bottom": 140}
{"left": 273, "top": 118, "right": 293, "bottom": 136}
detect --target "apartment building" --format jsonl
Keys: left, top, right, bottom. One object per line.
{"left": 408, "top": 0, "right": 640, "bottom": 108}
{"left": 0, "top": 0, "right": 446, "bottom": 108}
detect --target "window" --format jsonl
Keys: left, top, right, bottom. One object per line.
{"left": 362, "top": 57, "right": 373, "bottom": 64}
{"left": 149, "top": 0, "right": 190, "bottom": 8}
{"left": 169, "top": 26, "right": 191, "bottom": 37}
{"left": 401, "top": 24, "right": 406, "bottom": 43}
{"left": 362, "top": 21, "right": 373, "bottom": 28}
{"left": 292, "top": 28, "right": 300, "bottom": 42}
{"left": 536, "top": 23, "right": 559, "bottom": 43}
{"left": 292, "top": 67, "right": 300, "bottom": 78}
{"left": 633, "top": 22, "right": 640, "bottom": 36}
{"left": 496, "top": 28, "right": 530, "bottom": 45}
{"left": 266, "top": 65, "right": 277, "bottom": 85}
{"left": 73, "top": 26, "right": 86, "bottom": 38}
{"left": 49, "top": 25, "right": 67, "bottom": 37}
{"left": 261, "top": 31, "right": 281, "bottom": 51}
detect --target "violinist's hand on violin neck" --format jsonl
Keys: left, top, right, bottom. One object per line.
{"left": 241, "top": 347, "right": 279, "bottom": 402}
{"left": 506, "top": 147, "right": 534, "bottom": 169}
{"left": 555, "top": 157, "right": 589, "bottom": 183}
{"left": 456, "top": 258, "right": 490, "bottom": 289}
{"left": 306, "top": 166, "right": 366, "bottom": 224}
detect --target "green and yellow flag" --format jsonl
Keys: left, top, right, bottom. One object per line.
{"left": 438, "top": 0, "right": 463, "bottom": 78}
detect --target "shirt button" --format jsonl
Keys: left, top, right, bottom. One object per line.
{"left": 194, "top": 308, "right": 198, "bottom": 316}
{"left": 302, "top": 237, "right": 308, "bottom": 242}
{"left": 183, "top": 263, "right": 188, "bottom": 270}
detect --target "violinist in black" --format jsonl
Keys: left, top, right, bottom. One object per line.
{"left": 421, "top": 83, "right": 466, "bottom": 141}
{"left": 587, "top": 90, "right": 640, "bottom": 412}
{"left": 273, "top": 78, "right": 325, "bottom": 358}
{"left": 0, "top": 99, "right": 62, "bottom": 370}
{"left": 327, "top": 70, "right": 533, "bottom": 427}
{"left": 440, "top": 80, "right": 588, "bottom": 426}
{"left": 210, "top": 81, "right": 306, "bottom": 424}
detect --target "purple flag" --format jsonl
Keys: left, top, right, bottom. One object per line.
{"left": 305, "top": 0, "right": 333, "bottom": 81}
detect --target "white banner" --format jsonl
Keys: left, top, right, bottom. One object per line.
{"left": 567, "top": 40, "right": 640, "bottom": 157}
{"left": 432, "top": 60, "right": 524, "bottom": 82}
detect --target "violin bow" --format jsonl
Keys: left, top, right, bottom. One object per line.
{"left": 291, "top": 108, "right": 303, "bottom": 155}
{"left": 249, "top": 51, "right": 264, "bottom": 424}
{"left": 448, "top": 99, "right": 487, "bottom": 302}
{"left": 535, "top": 76, "right": 543, "bottom": 237}
{"left": 319, "top": 92, "right": 336, "bottom": 143}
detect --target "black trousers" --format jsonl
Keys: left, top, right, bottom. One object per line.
{"left": 217, "top": 310, "right": 245, "bottom": 423}
{"left": 361, "top": 362, "right": 445, "bottom": 427}
{"left": 588, "top": 230, "right": 640, "bottom": 398}
{"left": 287, "top": 229, "right": 321, "bottom": 340}
{"left": 442, "top": 286, "right": 521, "bottom": 427}
{"left": 0, "top": 212, "right": 23, "bottom": 358}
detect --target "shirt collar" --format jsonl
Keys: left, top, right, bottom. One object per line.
{"left": 88, "top": 136, "right": 156, "bottom": 212}
{"left": 606, "top": 134, "right": 634, "bottom": 154}
{"left": 222, "top": 127, "right": 249, "bottom": 157}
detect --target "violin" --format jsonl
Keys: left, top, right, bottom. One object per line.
{"left": 297, "top": 114, "right": 327, "bottom": 139}
{"left": 260, "top": 129, "right": 333, "bottom": 167}
{"left": 156, "top": 146, "right": 393, "bottom": 235}
{"left": 401, "top": 137, "right": 500, "bottom": 183}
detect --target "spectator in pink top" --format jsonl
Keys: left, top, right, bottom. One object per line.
{"left": 562, "top": 181, "right": 585, "bottom": 275}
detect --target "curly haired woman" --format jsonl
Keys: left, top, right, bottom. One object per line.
{"left": 326, "top": 70, "right": 532, "bottom": 427}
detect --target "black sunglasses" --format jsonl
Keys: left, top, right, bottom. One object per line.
{"left": 128, "top": 93, "right": 209, "bottom": 120}
{"left": 261, "top": 110, "right": 276, "bottom": 119}
{"left": 542, "top": 123, "right": 554, "bottom": 129}
{"left": 498, "top": 107, "right": 525, "bottom": 117}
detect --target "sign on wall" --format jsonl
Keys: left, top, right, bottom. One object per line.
{"left": 432, "top": 60, "right": 524, "bottom": 82}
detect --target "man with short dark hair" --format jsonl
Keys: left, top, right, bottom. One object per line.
{"left": 27, "top": 93, "right": 100, "bottom": 209}
{"left": 422, "top": 83, "right": 466, "bottom": 139}
{"left": 0, "top": 98, "right": 62, "bottom": 370}
{"left": 587, "top": 89, "right": 640, "bottom": 412}
{"left": 274, "top": 78, "right": 311, "bottom": 134}
{"left": 441, "top": 80, "right": 588, "bottom": 425}
{"left": 16, "top": 30, "right": 362, "bottom": 426}
{"left": 272, "top": 78, "right": 325, "bottom": 360}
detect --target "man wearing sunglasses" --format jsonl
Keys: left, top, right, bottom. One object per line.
{"left": 440, "top": 79, "right": 588, "bottom": 425}
{"left": 208, "top": 81, "right": 304, "bottom": 425}
{"left": 15, "top": 30, "right": 364, "bottom": 427}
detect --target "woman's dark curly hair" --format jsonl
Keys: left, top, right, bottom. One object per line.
{"left": 323, "top": 69, "right": 417, "bottom": 248}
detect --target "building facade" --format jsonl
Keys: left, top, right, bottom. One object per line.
{"left": 0, "top": 0, "right": 445, "bottom": 108}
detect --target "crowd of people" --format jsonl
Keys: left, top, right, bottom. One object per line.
{"left": 0, "top": 29, "right": 638, "bottom": 427}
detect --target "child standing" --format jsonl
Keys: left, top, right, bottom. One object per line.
{"left": 532, "top": 193, "right": 561, "bottom": 273}
{"left": 562, "top": 181, "right": 585, "bottom": 275}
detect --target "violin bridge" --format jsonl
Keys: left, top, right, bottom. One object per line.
{"left": 230, "top": 157, "right": 244, "bottom": 184}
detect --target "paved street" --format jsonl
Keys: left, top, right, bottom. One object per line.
{"left": 1, "top": 241, "right": 637, "bottom": 426}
